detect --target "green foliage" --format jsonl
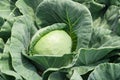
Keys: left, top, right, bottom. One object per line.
{"left": 0, "top": 0, "right": 120, "bottom": 80}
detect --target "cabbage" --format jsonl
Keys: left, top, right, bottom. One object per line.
{"left": 33, "top": 30, "right": 72, "bottom": 55}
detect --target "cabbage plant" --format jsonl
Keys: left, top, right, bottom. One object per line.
{"left": 0, "top": 0, "right": 120, "bottom": 80}
{"left": 27, "top": 23, "right": 74, "bottom": 70}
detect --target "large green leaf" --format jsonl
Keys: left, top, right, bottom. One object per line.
{"left": 74, "top": 48, "right": 112, "bottom": 66}
{"left": 27, "top": 54, "right": 74, "bottom": 70}
{"left": 10, "top": 15, "right": 41, "bottom": 80}
{"left": 36, "top": 0, "right": 92, "bottom": 50}
{"left": 88, "top": 63, "right": 120, "bottom": 80}
{"left": 0, "top": 39, "right": 23, "bottom": 80}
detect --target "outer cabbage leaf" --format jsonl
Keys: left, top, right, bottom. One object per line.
{"left": 74, "top": 48, "right": 112, "bottom": 66}
{"left": 10, "top": 15, "right": 41, "bottom": 80}
{"left": 0, "top": 39, "right": 23, "bottom": 80}
{"left": 88, "top": 63, "right": 120, "bottom": 80}
{"left": 27, "top": 53, "right": 74, "bottom": 70}
{"left": 74, "top": 35, "right": 120, "bottom": 66}
{"left": 36, "top": 0, "right": 92, "bottom": 50}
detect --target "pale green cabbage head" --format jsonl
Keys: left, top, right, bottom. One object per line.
{"left": 30, "top": 29, "right": 72, "bottom": 56}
